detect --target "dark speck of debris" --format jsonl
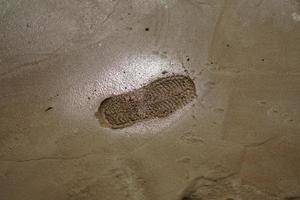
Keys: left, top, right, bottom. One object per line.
{"left": 45, "top": 107, "right": 53, "bottom": 112}
{"left": 26, "top": 23, "right": 31, "bottom": 28}
{"left": 128, "top": 13, "right": 131, "bottom": 15}
{"left": 162, "top": 70, "right": 168, "bottom": 74}
{"left": 184, "top": 69, "right": 188, "bottom": 73}
{"left": 261, "top": 58, "right": 265, "bottom": 61}
{"left": 145, "top": 28, "right": 150, "bottom": 31}
{"left": 123, "top": 71, "right": 126, "bottom": 74}
{"left": 125, "top": 87, "right": 127, "bottom": 89}
{"left": 127, "top": 27, "right": 133, "bottom": 30}
{"left": 88, "top": 97, "right": 91, "bottom": 100}
{"left": 210, "top": 61, "right": 214, "bottom": 64}
{"left": 226, "top": 44, "right": 230, "bottom": 47}
{"left": 187, "top": 58, "right": 190, "bottom": 62}
{"left": 94, "top": 89, "right": 96, "bottom": 92}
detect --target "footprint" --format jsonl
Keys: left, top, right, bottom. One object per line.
{"left": 96, "top": 75, "right": 197, "bottom": 129}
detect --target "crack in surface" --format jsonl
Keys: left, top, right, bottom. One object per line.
{"left": 209, "top": 0, "right": 228, "bottom": 55}
{"left": 186, "top": 0, "right": 213, "bottom": 10}
{"left": 101, "top": 0, "right": 121, "bottom": 25}
{"left": 244, "top": 135, "right": 280, "bottom": 148}
{"left": 0, "top": 152, "right": 98, "bottom": 163}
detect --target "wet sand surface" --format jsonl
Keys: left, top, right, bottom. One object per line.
{"left": 0, "top": 0, "right": 300, "bottom": 199}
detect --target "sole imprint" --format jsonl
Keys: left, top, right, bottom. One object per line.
{"left": 97, "top": 75, "right": 196, "bottom": 129}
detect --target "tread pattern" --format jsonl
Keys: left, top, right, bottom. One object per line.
{"left": 98, "top": 75, "right": 196, "bottom": 129}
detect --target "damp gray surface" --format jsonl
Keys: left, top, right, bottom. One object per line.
{"left": 0, "top": 0, "right": 300, "bottom": 199}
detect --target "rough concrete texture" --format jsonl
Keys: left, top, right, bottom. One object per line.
{"left": 0, "top": 0, "right": 299, "bottom": 199}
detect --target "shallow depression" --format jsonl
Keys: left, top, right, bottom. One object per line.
{"left": 96, "top": 75, "right": 197, "bottom": 129}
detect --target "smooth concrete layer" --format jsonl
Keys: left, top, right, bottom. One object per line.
{"left": 0, "top": 0, "right": 299, "bottom": 199}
